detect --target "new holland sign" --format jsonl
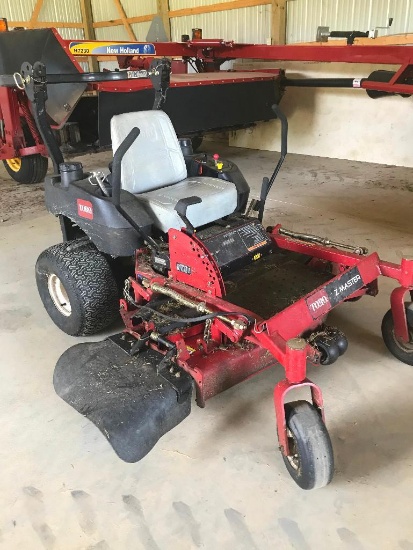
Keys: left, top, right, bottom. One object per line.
{"left": 69, "top": 41, "right": 156, "bottom": 56}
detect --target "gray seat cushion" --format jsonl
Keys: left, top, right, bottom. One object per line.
{"left": 111, "top": 110, "right": 238, "bottom": 232}
{"left": 137, "top": 176, "right": 238, "bottom": 232}
{"left": 111, "top": 110, "right": 187, "bottom": 193}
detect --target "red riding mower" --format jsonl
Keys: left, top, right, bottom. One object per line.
{"left": 12, "top": 60, "right": 413, "bottom": 490}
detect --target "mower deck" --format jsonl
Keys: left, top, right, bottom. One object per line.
{"left": 54, "top": 338, "right": 192, "bottom": 462}
{"left": 225, "top": 252, "right": 332, "bottom": 319}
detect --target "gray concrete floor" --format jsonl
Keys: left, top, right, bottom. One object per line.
{"left": 1, "top": 146, "right": 413, "bottom": 549}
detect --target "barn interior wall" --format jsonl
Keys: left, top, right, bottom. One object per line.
{"left": 231, "top": 0, "right": 413, "bottom": 166}
{"left": 4, "top": 0, "right": 413, "bottom": 166}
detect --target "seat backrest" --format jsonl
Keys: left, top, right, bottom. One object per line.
{"left": 111, "top": 110, "right": 187, "bottom": 194}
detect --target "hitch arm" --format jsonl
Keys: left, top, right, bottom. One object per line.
{"left": 22, "top": 62, "right": 64, "bottom": 172}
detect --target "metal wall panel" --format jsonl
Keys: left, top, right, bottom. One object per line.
{"left": 97, "top": 21, "right": 152, "bottom": 41}
{"left": 287, "top": 0, "right": 322, "bottom": 43}
{"left": 170, "top": 0, "right": 224, "bottom": 8}
{"left": 131, "top": 21, "right": 153, "bottom": 40}
{"left": 95, "top": 26, "right": 130, "bottom": 41}
{"left": 2, "top": 0, "right": 36, "bottom": 22}
{"left": 3, "top": 0, "right": 84, "bottom": 38}
{"left": 287, "top": 0, "right": 413, "bottom": 44}
{"left": 121, "top": 0, "right": 156, "bottom": 16}
{"left": 91, "top": 0, "right": 155, "bottom": 22}
{"left": 171, "top": 6, "right": 271, "bottom": 43}
{"left": 4, "top": 0, "right": 83, "bottom": 25}
{"left": 92, "top": 0, "right": 155, "bottom": 41}
{"left": 95, "top": 23, "right": 153, "bottom": 41}
{"left": 39, "top": 0, "right": 82, "bottom": 23}
{"left": 57, "top": 28, "right": 84, "bottom": 40}
{"left": 91, "top": 0, "right": 119, "bottom": 22}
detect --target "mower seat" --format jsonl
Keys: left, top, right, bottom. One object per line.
{"left": 111, "top": 111, "right": 238, "bottom": 233}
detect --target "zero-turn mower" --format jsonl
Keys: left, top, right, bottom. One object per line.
{"left": 5, "top": 59, "right": 413, "bottom": 490}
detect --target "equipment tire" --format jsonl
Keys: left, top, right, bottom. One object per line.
{"left": 282, "top": 400, "right": 334, "bottom": 490}
{"left": 381, "top": 306, "right": 413, "bottom": 366}
{"left": 35, "top": 240, "right": 119, "bottom": 336}
{"left": 3, "top": 154, "right": 48, "bottom": 184}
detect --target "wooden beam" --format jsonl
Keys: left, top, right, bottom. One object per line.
{"left": 112, "top": 0, "right": 137, "bottom": 41}
{"left": 9, "top": 21, "right": 84, "bottom": 29}
{"left": 92, "top": 14, "right": 153, "bottom": 29}
{"left": 157, "top": 0, "right": 171, "bottom": 40}
{"left": 271, "top": 0, "right": 286, "bottom": 45}
{"left": 168, "top": 0, "right": 271, "bottom": 18}
{"left": 80, "top": 0, "right": 99, "bottom": 72}
{"left": 28, "top": 0, "right": 45, "bottom": 29}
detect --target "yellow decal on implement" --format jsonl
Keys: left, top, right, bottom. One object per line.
{"left": 69, "top": 41, "right": 156, "bottom": 56}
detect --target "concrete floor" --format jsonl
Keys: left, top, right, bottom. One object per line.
{"left": 1, "top": 145, "right": 413, "bottom": 549}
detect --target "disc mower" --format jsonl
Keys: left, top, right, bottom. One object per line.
{"left": 4, "top": 57, "right": 412, "bottom": 490}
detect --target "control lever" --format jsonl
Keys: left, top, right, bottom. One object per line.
{"left": 111, "top": 127, "right": 140, "bottom": 207}
{"left": 111, "top": 127, "right": 160, "bottom": 252}
{"left": 175, "top": 196, "right": 202, "bottom": 234}
{"left": 256, "top": 104, "right": 288, "bottom": 222}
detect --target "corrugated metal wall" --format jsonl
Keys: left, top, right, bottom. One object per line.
{"left": 39, "top": 0, "right": 83, "bottom": 40}
{"left": 4, "top": 1, "right": 413, "bottom": 45}
{"left": 169, "top": 1, "right": 271, "bottom": 43}
{"left": 2, "top": 0, "right": 35, "bottom": 22}
{"left": 3, "top": 0, "right": 84, "bottom": 40}
{"left": 287, "top": 0, "right": 413, "bottom": 43}
{"left": 91, "top": 0, "right": 155, "bottom": 41}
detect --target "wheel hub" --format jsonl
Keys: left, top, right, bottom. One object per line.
{"left": 286, "top": 429, "right": 300, "bottom": 471}
{"left": 47, "top": 274, "right": 71, "bottom": 316}
{"left": 393, "top": 327, "right": 413, "bottom": 351}
{"left": 5, "top": 157, "right": 22, "bottom": 172}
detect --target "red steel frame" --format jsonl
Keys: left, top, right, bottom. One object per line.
{"left": 118, "top": 224, "right": 413, "bottom": 457}
{"left": 2, "top": 32, "right": 413, "bottom": 162}
{"left": 0, "top": 87, "right": 47, "bottom": 160}
{"left": 66, "top": 37, "right": 413, "bottom": 96}
{"left": 2, "top": 31, "right": 413, "bottom": 454}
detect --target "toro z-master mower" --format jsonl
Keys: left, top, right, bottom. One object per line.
{"left": 10, "top": 59, "right": 413, "bottom": 490}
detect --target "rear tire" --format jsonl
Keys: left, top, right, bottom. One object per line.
{"left": 35, "top": 240, "right": 119, "bottom": 336}
{"left": 282, "top": 400, "right": 334, "bottom": 490}
{"left": 3, "top": 154, "right": 48, "bottom": 184}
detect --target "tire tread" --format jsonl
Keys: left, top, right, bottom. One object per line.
{"left": 3, "top": 154, "right": 48, "bottom": 184}
{"left": 283, "top": 400, "right": 334, "bottom": 490}
{"left": 36, "top": 240, "right": 119, "bottom": 336}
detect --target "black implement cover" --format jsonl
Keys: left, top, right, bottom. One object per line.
{"left": 54, "top": 338, "right": 192, "bottom": 462}
{"left": 0, "top": 28, "right": 85, "bottom": 126}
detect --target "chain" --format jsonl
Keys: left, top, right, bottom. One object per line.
{"left": 203, "top": 318, "right": 212, "bottom": 342}
{"left": 123, "top": 278, "right": 136, "bottom": 305}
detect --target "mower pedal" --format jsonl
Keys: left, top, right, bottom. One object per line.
{"left": 53, "top": 336, "right": 192, "bottom": 462}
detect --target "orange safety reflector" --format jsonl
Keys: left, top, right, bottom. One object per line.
{"left": 0, "top": 18, "right": 8, "bottom": 32}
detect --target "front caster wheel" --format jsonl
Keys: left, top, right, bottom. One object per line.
{"left": 282, "top": 400, "right": 334, "bottom": 490}
{"left": 381, "top": 306, "right": 413, "bottom": 365}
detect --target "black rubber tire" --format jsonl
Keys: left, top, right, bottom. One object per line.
{"left": 35, "top": 240, "right": 119, "bottom": 336}
{"left": 282, "top": 400, "right": 334, "bottom": 490}
{"left": 3, "top": 154, "right": 48, "bottom": 184}
{"left": 381, "top": 307, "right": 413, "bottom": 366}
